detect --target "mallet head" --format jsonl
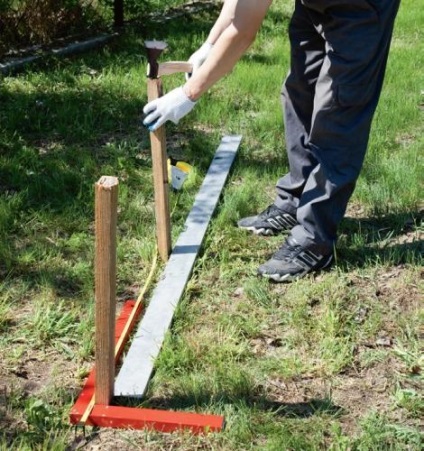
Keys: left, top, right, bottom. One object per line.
{"left": 145, "top": 40, "right": 167, "bottom": 79}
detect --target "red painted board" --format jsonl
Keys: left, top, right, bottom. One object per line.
{"left": 70, "top": 299, "right": 225, "bottom": 433}
{"left": 70, "top": 300, "right": 137, "bottom": 424}
{"left": 89, "top": 404, "right": 224, "bottom": 433}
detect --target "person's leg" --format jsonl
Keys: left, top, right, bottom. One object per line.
{"left": 274, "top": 0, "right": 326, "bottom": 215}
{"left": 237, "top": 0, "right": 325, "bottom": 237}
{"left": 259, "top": 0, "right": 401, "bottom": 281}
{"left": 289, "top": 0, "right": 401, "bottom": 255}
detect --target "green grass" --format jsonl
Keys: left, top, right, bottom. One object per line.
{"left": 0, "top": 0, "right": 423, "bottom": 449}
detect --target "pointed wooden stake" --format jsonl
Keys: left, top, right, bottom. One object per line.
{"left": 95, "top": 176, "right": 119, "bottom": 405}
{"left": 147, "top": 78, "right": 171, "bottom": 262}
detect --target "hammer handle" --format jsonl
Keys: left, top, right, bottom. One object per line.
{"left": 147, "top": 61, "right": 194, "bottom": 78}
{"left": 158, "top": 61, "right": 193, "bottom": 77}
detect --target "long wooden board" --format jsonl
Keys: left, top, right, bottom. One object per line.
{"left": 115, "top": 135, "right": 242, "bottom": 397}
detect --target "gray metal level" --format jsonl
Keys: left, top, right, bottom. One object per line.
{"left": 114, "top": 135, "right": 242, "bottom": 397}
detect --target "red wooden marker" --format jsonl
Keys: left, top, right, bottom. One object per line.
{"left": 70, "top": 300, "right": 224, "bottom": 433}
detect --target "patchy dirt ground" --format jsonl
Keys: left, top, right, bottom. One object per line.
{"left": 2, "top": 216, "right": 423, "bottom": 449}
{"left": 1, "top": 206, "right": 422, "bottom": 449}
{"left": 74, "top": 260, "right": 422, "bottom": 448}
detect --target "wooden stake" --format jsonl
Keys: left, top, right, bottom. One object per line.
{"left": 147, "top": 78, "right": 171, "bottom": 262}
{"left": 95, "top": 176, "right": 119, "bottom": 405}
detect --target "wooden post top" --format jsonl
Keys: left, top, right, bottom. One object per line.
{"left": 97, "top": 176, "right": 119, "bottom": 188}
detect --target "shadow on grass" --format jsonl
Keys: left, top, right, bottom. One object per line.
{"left": 114, "top": 392, "right": 343, "bottom": 419}
{"left": 337, "top": 212, "right": 424, "bottom": 268}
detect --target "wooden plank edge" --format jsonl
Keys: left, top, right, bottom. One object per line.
{"left": 88, "top": 405, "right": 224, "bottom": 433}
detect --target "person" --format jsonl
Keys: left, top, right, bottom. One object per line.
{"left": 143, "top": 0, "right": 401, "bottom": 282}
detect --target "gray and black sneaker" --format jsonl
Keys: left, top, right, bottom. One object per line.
{"left": 237, "top": 204, "right": 297, "bottom": 236}
{"left": 257, "top": 236, "right": 333, "bottom": 282}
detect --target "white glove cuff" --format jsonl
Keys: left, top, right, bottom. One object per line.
{"left": 169, "top": 87, "right": 197, "bottom": 124}
{"left": 180, "top": 85, "right": 197, "bottom": 106}
{"left": 200, "top": 41, "right": 214, "bottom": 53}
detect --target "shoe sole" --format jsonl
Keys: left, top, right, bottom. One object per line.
{"left": 239, "top": 226, "right": 274, "bottom": 236}
{"left": 238, "top": 225, "right": 289, "bottom": 236}
{"left": 260, "top": 272, "right": 301, "bottom": 282}
{"left": 259, "top": 256, "right": 334, "bottom": 283}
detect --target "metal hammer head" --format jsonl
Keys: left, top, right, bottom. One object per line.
{"left": 145, "top": 40, "right": 167, "bottom": 78}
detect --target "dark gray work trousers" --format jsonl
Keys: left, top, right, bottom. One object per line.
{"left": 275, "top": 0, "right": 400, "bottom": 254}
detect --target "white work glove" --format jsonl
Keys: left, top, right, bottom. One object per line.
{"left": 143, "top": 86, "right": 197, "bottom": 132}
{"left": 185, "top": 41, "right": 213, "bottom": 81}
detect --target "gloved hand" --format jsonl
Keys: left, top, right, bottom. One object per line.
{"left": 185, "top": 41, "right": 213, "bottom": 81}
{"left": 143, "top": 86, "right": 197, "bottom": 132}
